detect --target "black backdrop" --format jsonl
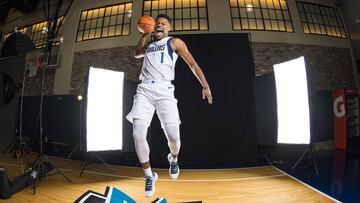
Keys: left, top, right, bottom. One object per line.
{"left": 254, "top": 73, "right": 278, "bottom": 146}
{"left": 15, "top": 34, "right": 258, "bottom": 168}
{"left": 19, "top": 79, "right": 139, "bottom": 153}
{"left": 149, "top": 34, "right": 258, "bottom": 168}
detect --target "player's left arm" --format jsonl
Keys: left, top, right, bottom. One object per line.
{"left": 171, "top": 38, "right": 213, "bottom": 104}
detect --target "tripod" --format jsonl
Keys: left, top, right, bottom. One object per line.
{"left": 31, "top": 50, "right": 71, "bottom": 194}
{"left": 79, "top": 152, "right": 115, "bottom": 177}
{"left": 291, "top": 143, "right": 319, "bottom": 175}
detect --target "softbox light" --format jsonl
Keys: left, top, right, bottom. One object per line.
{"left": 274, "top": 56, "right": 311, "bottom": 144}
{"left": 1, "top": 32, "right": 36, "bottom": 58}
{"left": 86, "top": 67, "right": 124, "bottom": 151}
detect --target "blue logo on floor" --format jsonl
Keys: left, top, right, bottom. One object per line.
{"left": 74, "top": 186, "right": 167, "bottom": 203}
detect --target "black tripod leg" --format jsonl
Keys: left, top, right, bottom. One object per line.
{"left": 264, "top": 154, "right": 272, "bottom": 165}
{"left": 291, "top": 149, "right": 308, "bottom": 171}
{"left": 67, "top": 144, "right": 79, "bottom": 159}
{"left": 309, "top": 147, "right": 312, "bottom": 168}
{"left": 80, "top": 154, "right": 93, "bottom": 177}
{"left": 79, "top": 153, "right": 115, "bottom": 177}
{"left": 93, "top": 154, "right": 115, "bottom": 172}
{"left": 311, "top": 146, "right": 319, "bottom": 175}
{"left": 32, "top": 154, "right": 41, "bottom": 168}
{"left": 33, "top": 156, "right": 42, "bottom": 194}
{"left": 2, "top": 138, "right": 16, "bottom": 153}
{"left": 32, "top": 155, "right": 72, "bottom": 194}
{"left": 43, "top": 155, "right": 72, "bottom": 183}
{"left": 79, "top": 161, "right": 89, "bottom": 177}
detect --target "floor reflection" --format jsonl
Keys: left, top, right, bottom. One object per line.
{"left": 274, "top": 149, "right": 360, "bottom": 203}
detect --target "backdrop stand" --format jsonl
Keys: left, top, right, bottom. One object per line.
{"left": 291, "top": 143, "right": 319, "bottom": 175}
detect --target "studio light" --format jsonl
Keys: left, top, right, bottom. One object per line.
{"left": 246, "top": 4, "right": 253, "bottom": 12}
{"left": 42, "top": 27, "right": 48, "bottom": 33}
{"left": 274, "top": 56, "right": 310, "bottom": 144}
{"left": 127, "top": 9, "right": 132, "bottom": 18}
{"left": 86, "top": 67, "right": 124, "bottom": 151}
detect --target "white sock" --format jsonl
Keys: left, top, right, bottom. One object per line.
{"left": 170, "top": 155, "right": 178, "bottom": 163}
{"left": 144, "top": 167, "right": 152, "bottom": 177}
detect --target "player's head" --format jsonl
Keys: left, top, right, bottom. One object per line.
{"left": 154, "top": 14, "right": 171, "bottom": 40}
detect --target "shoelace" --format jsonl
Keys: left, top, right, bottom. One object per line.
{"left": 170, "top": 162, "right": 178, "bottom": 174}
{"left": 145, "top": 176, "right": 153, "bottom": 190}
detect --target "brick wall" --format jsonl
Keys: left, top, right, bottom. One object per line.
{"left": 64, "top": 43, "right": 354, "bottom": 95}
{"left": 24, "top": 69, "right": 56, "bottom": 96}
{"left": 253, "top": 42, "right": 355, "bottom": 90}
{"left": 71, "top": 46, "right": 142, "bottom": 95}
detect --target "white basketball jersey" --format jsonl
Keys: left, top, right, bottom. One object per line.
{"left": 139, "top": 36, "right": 178, "bottom": 81}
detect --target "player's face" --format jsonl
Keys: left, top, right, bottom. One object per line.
{"left": 154, "top": 17, "right": 171, "bottom": 40}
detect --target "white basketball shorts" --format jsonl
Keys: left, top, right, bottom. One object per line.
{"left": 126, "top": 80, "right": 181, "bottom": 127}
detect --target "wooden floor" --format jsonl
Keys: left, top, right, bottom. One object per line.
{"left": 0, "top": 154, "right": 337, "bottom": 203}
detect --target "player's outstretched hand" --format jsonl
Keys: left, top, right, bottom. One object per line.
{"left": 202, "top": 88, "right": 213, "bottom": 104}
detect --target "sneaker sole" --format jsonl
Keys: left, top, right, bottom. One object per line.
{"left": 169, "top": 169, "right": 179, "bottom": 179}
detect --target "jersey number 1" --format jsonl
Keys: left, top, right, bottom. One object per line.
{"left": 160, "top": 52, "right": 164, "bottom": 64}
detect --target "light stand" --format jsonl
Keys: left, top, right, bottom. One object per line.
{"left": 2, "top": 28, "right": 34, "bottom": 163}
{"left": 273, "top": 56, "right": 319, "bottom": 175}
{"left": 79, "top": 67, "right": 124, "bottom": 177}
{"left": 31, "top": 30, "right": 71, "bottom": 194}
{"left": 79, "top": 152, "right": 115, "bottom": 177}
{"left": 291, "top": 144, "right": 319, "bottom": 175}
{"left": 2, "top": 82, "right": 32, "bottom": 160}
{"left": 65, "top": 95, "right": 115, "bottom": 177}
{"left": 15, "top": 78, "right": 32, "bottom": 161}
{"left": 78, "top": 95, "right": 115, "bottom": 177}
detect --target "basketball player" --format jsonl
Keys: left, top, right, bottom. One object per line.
{"left": 126, "top": 14, "right": 213, "bottom": 197}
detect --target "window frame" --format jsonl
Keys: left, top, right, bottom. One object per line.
{"left": 142, "top": 0, "right": 209, "bottom": 31}
{"left": 296, "top": 1, "right": 346, "bottom": 38}
{"left": 75, "top": 1, "right": 134, "bottom": 43}
{"left": 28, "top": 17, "right": 65, "bottom": 48}
{"left": 229, "top": 0, "right": 294, "bottom": 33}
{"left": 75, "top": 2, "right": 133, "bottom": 42}
{"left": 1, "top": 18, "right": 64, "bottom": 49}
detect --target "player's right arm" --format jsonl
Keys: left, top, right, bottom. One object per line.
{"left": 134, "top": 33, "right": 150, "bottom": 58}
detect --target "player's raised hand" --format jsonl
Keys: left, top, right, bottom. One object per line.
{"left": 202, "top": 87, "right": 213, "bottom": 104}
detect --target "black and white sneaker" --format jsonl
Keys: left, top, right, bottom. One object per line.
{"left": 145, "top": 172, "right": 158, "bottom": 197}
{"left": 167, "top": 153, "right": 180, "bottom": 179}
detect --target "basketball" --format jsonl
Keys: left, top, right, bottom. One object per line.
{"left": 137, "top": 16, "right": 155, "bottom": 34}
